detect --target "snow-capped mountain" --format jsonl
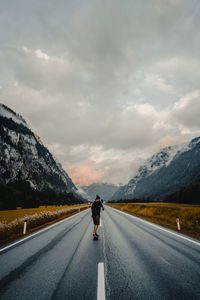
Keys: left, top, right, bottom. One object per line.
{"left": 0, "top": 104, "right": 78, "bottom": 195}
{"left": 111, "top": 137, "right": 200, "bottom": 201}
{"left": 82, "top": 182, "right": 119, "bottom": 202}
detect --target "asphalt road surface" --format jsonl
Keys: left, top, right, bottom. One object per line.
{"left": 0, "top": 205, "right": 200, "bottom": 300}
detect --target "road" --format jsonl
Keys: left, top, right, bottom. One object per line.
{"left": 0, "top": 205, "right": 200, "bottom": 300}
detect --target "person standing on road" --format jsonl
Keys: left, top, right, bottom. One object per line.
{"left": 91, "top": 195, "right": 104, "bottom": 237}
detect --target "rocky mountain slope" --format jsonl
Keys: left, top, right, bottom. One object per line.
{"left": 0, "top": 104, "right": 78, "bottom": 196}
{"left": 111, "top": 137, "right": 200, "bottom": 201}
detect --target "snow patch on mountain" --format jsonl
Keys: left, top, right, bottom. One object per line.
{"left": 112, "top": 137, "right": 200, "bottom": 201}
{"left": 124, "top": 144, "right": 185, "bottom": 196}
{"left": 0, "top": 104, "right": 79, "bottom": 197}
{"left": 0, "top": 104, "right": 27, "bottom": 127}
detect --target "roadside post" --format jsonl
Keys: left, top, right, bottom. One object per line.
{"left": 23, "top": 220, "right": 27, "bottom": 235}
{"left": 176, "top": 216, "right": 181, "bottom": 231}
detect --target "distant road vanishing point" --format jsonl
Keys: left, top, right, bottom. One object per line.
{"left": 0, "top": 206, "right": 200, "bottom": 300}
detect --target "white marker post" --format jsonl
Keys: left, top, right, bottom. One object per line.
{"left": 16, "top": 133, "right": 20, "bottom": 146}
{"left": 176, "top": 217, "right": 181, "bottom": 231}
{"left": 23, "top": 221, "right": 27, "bottom": 235}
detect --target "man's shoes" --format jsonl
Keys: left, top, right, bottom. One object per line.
{"left": 95, "top": 233, "right": 99, "bottom": 236}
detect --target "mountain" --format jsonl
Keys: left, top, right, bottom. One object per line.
{"left": 111, "top": 137, "right": 200, "bottom": 201}
{"left": 0, "top": 104, "right": 83, "bottom": 207}
{"left": 82, "top": 182, "right": 119, "bottom": 201}
{"left": 166, "top": 181, "right": 200, "bottom": 204}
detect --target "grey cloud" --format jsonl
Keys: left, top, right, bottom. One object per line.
{"left": 172, "top": 90, "right": 200, "bottom": 130}
{"left": 1, "top": 0, "right": 200, "bottom": 184}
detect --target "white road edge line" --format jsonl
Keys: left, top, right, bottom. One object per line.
{"left": 0, "top": 208, "right": 88, "bottom": 253}
{"left": 108, "top": 206, "right": 200, "bottom": 247}
{"left": 97, "top": 262, "right": 105, "bottom": 300}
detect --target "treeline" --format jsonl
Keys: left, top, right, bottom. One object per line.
{"left": 0, "top": 180, "right": 84, "bottom": 210}
{"left": 109, "top": 183, "right": 200, "bottom": 205}
{"left": 165, "top": 183, "right": 200, "bottom": 204}
{"left": 108, "top": 198, "right": 154, "bottom": 204}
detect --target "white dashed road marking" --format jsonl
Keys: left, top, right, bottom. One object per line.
{"left": 97, "top": 262, "right": 105, "bottom": 300}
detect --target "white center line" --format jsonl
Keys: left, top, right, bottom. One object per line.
{"left": 97, "top": 262, "right": 105, "bottom": 300}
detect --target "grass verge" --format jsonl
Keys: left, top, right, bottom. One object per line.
{"left": 107, "top": 203, "right": 200, "bottom": 240}
{"left": 0, "top": 205, "right": 89, "bottom": 247}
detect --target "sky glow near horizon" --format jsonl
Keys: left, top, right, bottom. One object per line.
{"left": 0, "top": 0, "right": 200, "bottom": 186}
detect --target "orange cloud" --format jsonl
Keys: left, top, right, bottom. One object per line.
{"left": 68, "top": 164, "right": 105, "bottom": 186}
{"left": 158, "top": 136, "right": 183, "bottom": 148}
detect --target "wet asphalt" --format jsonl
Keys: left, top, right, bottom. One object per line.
{"left": 0, "top": 206, "right": 200, "bottom": 300}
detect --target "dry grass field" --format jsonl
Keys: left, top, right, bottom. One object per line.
{"left": 0, "top": 204, "right": 89, "bottom": 247}
{"left": 107, "top": 202, "right": 200, "bottom": 240}
{"left": 0, "top": 204, "right": 88, "bottom": 223}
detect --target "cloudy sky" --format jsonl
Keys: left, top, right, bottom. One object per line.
{"left": 0, "top": 0, "right": 200, "bottom": 186}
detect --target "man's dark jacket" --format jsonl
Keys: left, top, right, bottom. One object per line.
{"left": 91, "top": 200, "right": 103, "bottom": 216}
